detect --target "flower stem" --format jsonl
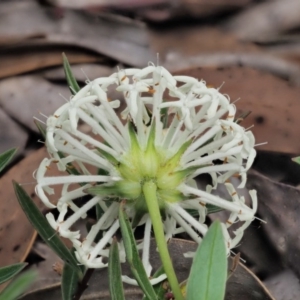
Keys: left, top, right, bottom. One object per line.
{"left": 142, "top": 181, "right": 184, "bottom": 300}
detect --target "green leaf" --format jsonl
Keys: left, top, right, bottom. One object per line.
{"left": 160, "top": 106, "right": 169, "bottom": 129}
{"left": 142, "top": 266, "right": 167, "bottom": 300}
{"left": 62, "top": 53, "right": 80, "bottom": 95}
{"left": 108, "top": 239, "right": 125, "bottom": 300}
{"left": 96, "top": 203, "right": 104, "bottom": 220}
{"left": 33, "top": 119, "right": 46, "bottom": 139}
{"left": 186, "top": 220, "right": 227, "bottom": 300}
{"left": 207, "top": 204, "right": 224, "bottom": 214}
{"left": 188, "top": 202, "right": 232, "bottom": 217}
{"left": 0, "top": 148, "right": 17, "bottom": 173}
{"left": 151, "top": 267, "right": 167, "bottom": 300}
{"left": 61, "top": 262, "right": 80, "bottom": 300}
{"left": 292, "top": 156, "right": 300, "bottom": 165}
{"left": 119, "top": 204, "right": 157, "bottom": 300}
{"left": 235, "top": 111, "right": 251, "bottom": 124}
{"left": 0, "top": 270, "right": 36, "bottom": 300}
{"left": 13, "top": 182, "right": 82, "bottom": 277}
{"left": 0, "top": 263, "right": 27, "bottom": 285}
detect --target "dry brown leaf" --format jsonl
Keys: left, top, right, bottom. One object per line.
{"left": 42, "top": 63, "right": 115, "bottom": 82}
{"left": 149, "top": 27, "right": 259, "bottom": 60}
{"left": 264, "top": 269, "right": 300, "bottom": 300}
{"left": 51, "top": 0, "right": 168, "bottom": 9}
{"left": 180, "top": 0, "right": 252, "bottom": 18}
{"left": 52, "top": 0, "right": 252, "bottom": 21}
{"left": 250, "top": 151, "right": 300, "bottom": 185}
{"left": 149, "top": 25, "right": 300, "bottom": 84}
{"left": 26, "top": 242, "right": 63, "bottom": 294}
{"left": 0, "top": 75, "right": 71, "bottom": 132}
{"left": 0, "top": 34, "right": 46, "bottom": 46}
{"left": 224, "top": 0, "right": 300, "bottom": 41}
{"left": 172, "top": 66, "right": 300, "bottom": 154}
{"left": 0, "top": 42, "right": 102, "bottom": 79}
{"left": 0, "top": 147, "right": 51, "bottom": 292}
{"left": 227, "top": 261, "right": 275, "bottom": 300}
{"left": 267, "top": 43, "right": 300, "bottom": 68}
{"left": 0, "top": 1, "right": 154, "bottom": 67}
{"left": 165, "top": 52, "right": 300, "bottom": 86}
{"left": 247, "top": 170, "right": 300, "bottom": 279}
{"left": 0, "top": 108, "right": 27, "bottom": 154}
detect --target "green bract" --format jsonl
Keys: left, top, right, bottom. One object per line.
{"left": 88, "top": 123, "right": 196, "bottom": 221}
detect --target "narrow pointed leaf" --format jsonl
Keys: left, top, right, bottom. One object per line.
{"left": 187, "top": 204, "right": 224, "bottom": 218}
{"left": 160, "top": 106, "right": 169, "bottom": 129}
{"left": 235, "top": 111, "right": 251, "bottom": 124}
{"left": 207, "top": 204, "right": 224, "bottom": 214}
{"left": 119, "top": 204, "right": 157, "bottom": 300}
{"left": 96, "top": 203, "right": 104, "bottom": 220}
{"left": 0, "top": 271, "right": 36, "bottom": 300}
{"left": 13, "top": 181, "right": 82, "bottom": 276}
{"left": 143, "top": 266, "right": 166, "bottom": 300}
{"left": 33, "top": 119, "right": 46, "bottom": 139}
{"left": 62, "top": 53, "right": 80, "bottom": 95}
{"left": 108, "top": 239, "right": 125, "bottom": 300}
{"left": 0, "top": 263, "right": 27, "bottom": 285}
{"left": 0, "top": 148, "right": 17, "bottom": 173}
{"left": 207, "top": 198, "right": 232, "bottom": 214}
{"left": 186, "top": 220, "right": 227, "bottom": 300}
{"left": 292, "top": 156, "right": 300, "bottom": 165}
{"left": 61, "top": 262, "right": 80, "bottom": 300}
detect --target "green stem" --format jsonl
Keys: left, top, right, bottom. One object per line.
{"left": 142, "top": 181, "right": 184, "bottom": 300}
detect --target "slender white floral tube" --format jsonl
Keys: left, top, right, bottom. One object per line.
{"left": 35, "top": 64, "right": 258, "bottom": 285}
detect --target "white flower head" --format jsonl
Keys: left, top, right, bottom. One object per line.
{"left": 35, "top": 64, "right": 257, "bottom": 284}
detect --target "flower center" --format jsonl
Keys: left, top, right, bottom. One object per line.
{"left": 89, "top": 122, "right": 196, "bottom": 225}
{"left": 103, "top": 123, "right": 195, "bottom": 221}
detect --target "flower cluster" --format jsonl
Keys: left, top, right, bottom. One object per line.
{"left": 35, "top": 65, "right": 257, "bottom": 283}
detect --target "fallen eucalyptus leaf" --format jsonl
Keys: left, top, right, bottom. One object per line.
{"left": 0, "top": 1, "right": 154, "bottom": 67}
{"left": 171, "top": 66, "right": 300, "bottom": 153}
{"left": 246, "top": 170, "right": 300, "bottom": 278}
{"left": 224, "top": 0, "right": 300, "bottom": 41}
{"left": 26, "top": 242, "right": 62, "bottom": 294}
{"left": 0, "top": 76, "right": 70, "bottom": 132}
{"left": 0, "top": 108, "right": 27, "bottom": 154}
{"left": 0, "top": 41, "right": 102, "bottom": 79}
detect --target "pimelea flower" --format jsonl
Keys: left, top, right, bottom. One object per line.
{"left": 35, "top": 64, "right": 257, "bottom": 284}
